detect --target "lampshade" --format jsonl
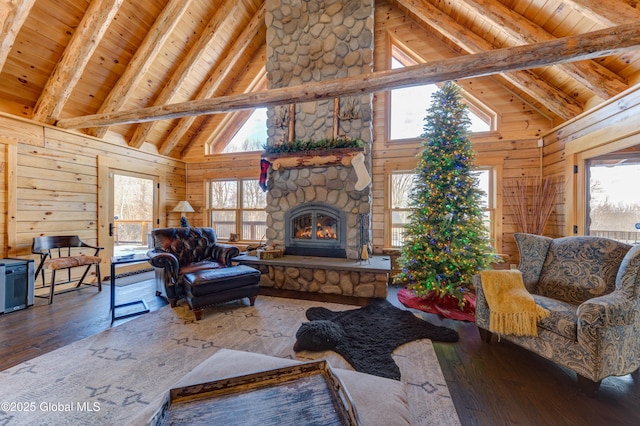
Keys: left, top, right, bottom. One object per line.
{"left": 172, "top": 200, "right": 195, "bottom": 213}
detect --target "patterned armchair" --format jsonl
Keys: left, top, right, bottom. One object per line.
{"left": 475, "top": 233, "right": 640, "bottom": 395}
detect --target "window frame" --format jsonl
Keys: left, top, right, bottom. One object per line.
{"left": 386, "top": 170, "right": 416, "bottom": 247}
{"left": 385, "top": 164, "right": 501, "bottom": 250}
{"left": 385, "top": 43, "right": 497, "bottom": 144}
{"left": 205, "top": 71, "right": 267, "bottom": 155}
{"left": 206, "top": 177, "right": 266, "bottom": 243}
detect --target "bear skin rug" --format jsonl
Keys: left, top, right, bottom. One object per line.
{"left": 293, "top": 298, "right": 459, "bottom": 380}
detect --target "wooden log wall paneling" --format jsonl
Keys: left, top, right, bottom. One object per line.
{"left": 182, "top": 45, "right": 268, "bottom": 228}
{"left": 371, "top": 3, "right": 555, "bottom": 264}
{"left": 186, "top": 152, "right": 263, "bottom": 229}
{"left": 0, "top": 145, "right": 7, "bottom": 259}
{"left": 0, "top": 114, "right": 185, "bottom": 281}
{"left": 542, "top": 83, "right": 640, "bottom": 237}
{"left": 182, "top": 1, "right": 556, "bottom": 265}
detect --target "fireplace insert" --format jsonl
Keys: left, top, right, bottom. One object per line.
{"left": 284, "top": 203, "right": 346, "bottom": 258}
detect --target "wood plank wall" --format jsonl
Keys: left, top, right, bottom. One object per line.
{"left": 0, "top": 114, "right": 185, "bottom": 273}
{"left": 182, "top": 46, "right": 267, "bottom": 228}
{"left": 543, "top": 84, "right": 640, "bottom": 237}
{"left": 371, "top": 3, "right": 554, "bottom": 264}
{"left": 183, "top": 1, "right": 555, "bottom": 265}
{"left": 0, "top": 142, "right": 7, "bottom": 259}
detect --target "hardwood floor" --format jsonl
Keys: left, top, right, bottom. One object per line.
{"left": 1, "top": 280, "right": 638, "bottom": 425}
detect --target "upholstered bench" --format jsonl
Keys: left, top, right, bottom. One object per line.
{"left": 32, "top": 235, "right": 103, "bottom": 304}
{"left": 143, "top": 349, "right": 411, "bottom": 426}
{"left": 183, "top": 264, "right": 260, "bottom": 320}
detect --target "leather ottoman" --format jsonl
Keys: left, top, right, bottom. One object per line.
{"left": 182, "top": 265, "right": 260, "bottom": 320}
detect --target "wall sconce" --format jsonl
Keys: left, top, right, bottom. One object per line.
{"left": 172, "top": 200, "right": 195, "bottom": 227}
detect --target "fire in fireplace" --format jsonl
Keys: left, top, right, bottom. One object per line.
{"left": 284, "top": 203, "right": 346, "bottom": 258}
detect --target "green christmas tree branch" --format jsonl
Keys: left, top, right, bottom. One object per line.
{"left": 263, "top": 137, "right": 364, "bottom": 155}
{"left": 393, "top": 81, "right": 500, "bottom": 305}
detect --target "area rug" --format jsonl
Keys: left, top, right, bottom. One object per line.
{"left": 398, "top": 287, "right": 476, "bottom": 322}
{"left": 0, "top": 296, "right": 460, "bottom": 425}
{"left": 294, "top": 298, "right": 459, "bottom": 380}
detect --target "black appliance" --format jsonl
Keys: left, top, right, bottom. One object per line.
{"left": 0, "top": 258, "right": 35, "bottom": 314}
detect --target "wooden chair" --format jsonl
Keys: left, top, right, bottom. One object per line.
{"left": 32, "top": 236, "right": 103, "bottom": 304}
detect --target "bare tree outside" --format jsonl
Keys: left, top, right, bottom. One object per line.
{"left": 209, "top": 179, "right": 266, "bottom": 241}
{"left": 390, "top": 172, "right": 416, "bottom": 246}
{"left": 588, "top": 162, "right": 640, "bottom": 244}
{"left": 222, "top": 108, "right": 267, "bottom": 153}
{"left": 113, "top": 174, "right": 154, "bottom": 251}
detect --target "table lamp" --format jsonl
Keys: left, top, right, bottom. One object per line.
{"left": 172, "top": 200, "right": 195, "bottom": 227}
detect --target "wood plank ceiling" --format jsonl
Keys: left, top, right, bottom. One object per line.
{"left": 0, "top": 0, "right": 639, "bottom": 160}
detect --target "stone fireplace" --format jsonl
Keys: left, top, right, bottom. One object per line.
{"left": 263, "top": 0, "right": 374, "bottom": 261}
{"left": 285, "top": 202, "right": 346, "bottom": 257}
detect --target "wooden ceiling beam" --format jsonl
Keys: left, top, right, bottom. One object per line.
{"left": 159, "top": 2, "right": 266, "bottom": 156}
{"left": 87, "top": 0, "right": 192, "bottom": 138}
{"left": 394, "top": 0, "right": 582, "bottom": 119}
{"left": 127, "top": 0, "right": 243, "bottom": 149}
{"left": 562, "top": 0, "right": 640, "bottom": 26}
{"left": 190, "top": 71, "right": 268, "bottom": 158}
{"left": 31, "top": 0, "right": 123, "bottom": 124}
{"left": 56, "top": 21, "right": 640, "bottom": 130}
{"left": 0, "top": 0, "right": 37, "bottom": 73}
{"left": 460, "top": 0, "right": 627, "bottom": 100}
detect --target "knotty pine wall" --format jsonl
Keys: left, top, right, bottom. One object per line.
{"left": 371, "top": 3, "right": 555, "bottom": 263}
{"left": 542, "top": 84, "right": 640, "bottom": 237}
{"left": 182, "top": 1, "right": 555, "bottom": 265}
{"left": 0, "top": 141, "right": 9, "bottom": 259}
{"left": 0, "top": 114, "right": 186, "bottom": 271}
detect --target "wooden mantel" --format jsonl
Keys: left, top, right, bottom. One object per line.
{"left": 263, "top": 148, "right": 364, "bottom": 170}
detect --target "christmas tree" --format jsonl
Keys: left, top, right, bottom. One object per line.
{"left": 393, "top": 81, "right": 499, "bottom": 305}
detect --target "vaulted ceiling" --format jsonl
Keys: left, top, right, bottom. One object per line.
{"left": 1, "top": 0, "right": 639, "bottom": 160}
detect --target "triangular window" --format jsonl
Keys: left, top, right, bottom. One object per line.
{"left": 221, "top": 107, "right": 268, "bottom": 153}
{"left": 388, "top": 46, "right": 495, "bottom": 141}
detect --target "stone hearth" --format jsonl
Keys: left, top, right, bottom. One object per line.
{"left": 235, "top": 254, "right": 390, "bottom": 299}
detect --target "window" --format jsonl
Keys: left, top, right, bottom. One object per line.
{"left": 476, "top": 168, "right": 496, "bottom": 241}
{"left": 207, "top": 178, "right": 266, "bottom": 242}
{"left": 387, "top": 168, "right": 495, "bottom": 247}
{"left": 388, "top": 47, "right": 494, "bottom": 141}
{"left": 586, "top": 155, "right": 640, "bottom": 244}
{"left": 389, "top": 172, "right": 416, "bottom": 247}
{"left": 221, "top": 108, "right": 267, "bottom": 153}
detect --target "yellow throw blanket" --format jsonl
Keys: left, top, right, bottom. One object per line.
{"left": 480, "top": 269, "right": 549, "bottom": 337}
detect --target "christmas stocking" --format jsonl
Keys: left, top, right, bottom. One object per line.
{"left": 259, "top": 158, "right": 270, "bottom": 191}
{"left": 351, "top": 152, "right": 371, "bottom": 191}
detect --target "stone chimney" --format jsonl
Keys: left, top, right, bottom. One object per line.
{"left": 264, "top": 0, "right": 375, "bottom": 260}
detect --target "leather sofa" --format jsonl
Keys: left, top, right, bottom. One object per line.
{"left": 147, "top": 227, "right": 260, "bottom": 320}
{"left": 475, "top": 232, "right": 640, "bottom": 395}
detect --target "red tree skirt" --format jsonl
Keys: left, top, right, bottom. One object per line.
{"left": 397, "top": 288, "right": 476, "bottom": 322}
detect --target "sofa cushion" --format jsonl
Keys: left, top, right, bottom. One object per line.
{"left": 536, "top": 236, "right": 630, "bottom": 305}
{"left": 167, "top": 349, "right": 412, "bottom": 426}
{"left": 47, "top": 255, "right": 101, "bottom": 270}
{"left": 514, "top": 233, "right": 552, "bottom": 292}
{"left": 533, "top": 295, "right": 578, "bottom": 340}
{"left": 179, "top": 260, "right": 222, "bottom": 275}
{"left": 183, "top": 265, "right": 261, "bottom": 297}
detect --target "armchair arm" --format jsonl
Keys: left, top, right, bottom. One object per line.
{"left": 577, "top": 292, "right": 636, "bottom": 328}
{"left": 79, "top": 241, "right": 104, "bottom": 256}
{"left": 147, "top": 249, "right": 180, "bottom": 281}
{"left": 210, "top": 243, "right": 240, "bottom": 267}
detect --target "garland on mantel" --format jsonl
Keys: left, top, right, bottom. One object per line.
{"left": 262, "top": 137, "right": 364, "bottom": 155}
